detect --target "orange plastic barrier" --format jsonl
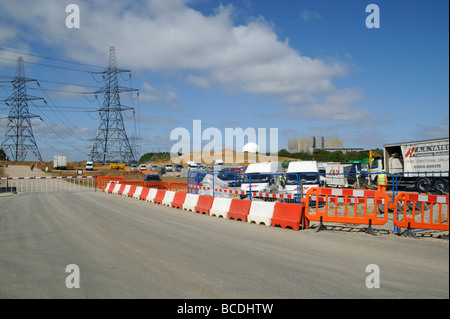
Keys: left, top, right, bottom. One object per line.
{"left": 127, "top": 185, "right": 137, "bottom": 197}
{"left": 106, "top": 182, "right": 116, "bottom": 193}
{"left": 139, "top": 187, "right": 150, "bottom": 200}
{"left": 393, "top": 192, "right": 449, "bottom": 236}
{"left": 153, "top": 189, "right": 166, "bottom": 205}
{"left": 97, "top": 176, "right": 126, "bottom": 189}
{"left": 227, "top": 199, "right": 252, "bottom": 222}
{"left": 169, "top": 182, "right": 188, "bottom": 193}
{"left": 195, "top": 195, "right": 215, "bottom": 215}
{"left": 124, "top": 181, "right": 144, "bottom": 187}
{"left": 271, "top": 202, "right": 308, "bottom": 231}
{"left": 144, "top": 182, "right": 168, "bottom": 190}
{"left": 117, "top": 184, "right": 127, "bottom": 195}
{"left": 172, "top": 192, "right": 187, "bottom": 209}
{"left": 303, "top": 187, "right": 392, "bottom": 233}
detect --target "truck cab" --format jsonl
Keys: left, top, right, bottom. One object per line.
{"left": 86, "top": 161, "right": 94, "bottom": 170}
{"left": 284, "top": 161, "right": 320, "bottom": 197}
{"left": 240, "top": 162, "right": 283, "bottom": 199}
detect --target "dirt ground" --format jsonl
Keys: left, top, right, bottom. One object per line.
{"left": 0, "top": 161, "right": 185, "bottom": 183}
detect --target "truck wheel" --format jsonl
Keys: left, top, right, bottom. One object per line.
{"left": 433, "top": 178, "right": 448, "bottom": 193}
{"left": 415, "top": 178, "right": 431, "bottom": 193}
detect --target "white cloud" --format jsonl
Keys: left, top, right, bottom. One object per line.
{"left": 299, "top": 10, "right": 325, "bottom": 23}
{"left": 415, "top": 117, "right": 449, "bottom": 139}
{"left": 186, "top": 75, "right": 210, "bottom": 89}
{"left": 0, "top": 0, "right": 367, "bottom": 121}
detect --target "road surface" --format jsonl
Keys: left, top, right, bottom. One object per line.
{"left": 0, "top": 187, "right": 448, "bottom": 299}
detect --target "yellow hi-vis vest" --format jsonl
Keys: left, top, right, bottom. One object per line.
{"left": 378, "top": 173, "right": 387, "bottom": 185}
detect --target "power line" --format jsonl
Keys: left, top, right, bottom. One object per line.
{"left": 0, "top": 56, "right": 93, "bottom": 73}
{"left": 0, "top": 47, "right": 105, "bottom": 70}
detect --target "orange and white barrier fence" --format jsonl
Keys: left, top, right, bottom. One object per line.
{"left": 302, "top": 187, "right": 392, "bottom": 234}
{"left": 101, "top": 180, "right": 449, "bottom": 236}
{"left": 97, "top": 176, "right": 126, "bottom": 189}
{"left": 393, "top": 192, "right": 449, "bottom": 236}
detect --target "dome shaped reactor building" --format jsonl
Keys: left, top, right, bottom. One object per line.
{"left": 242, "top": 142, "right": 259, "bottom": 153}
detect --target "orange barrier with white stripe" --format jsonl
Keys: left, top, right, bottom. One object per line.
{"left": 139, "top": 187, "right": 150, "bottom": 200}
{"left": 393, "top": 192, "right": 449, "bottom": 233}
{"left": 303, "top": 187, "right": 392, "bottom": 232}
{"left": 98, "top": 177, "right": 126, "bottom": 189}
{"left": 105, "top": 182, "right": 116, "bottom": 193}
{"left": 172, "top": 192, "right": 187, "bottom": 209}
{"left": 153, "top": 189, "right": 166, "bottom": 205}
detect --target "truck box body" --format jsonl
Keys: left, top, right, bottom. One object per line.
{"left": 384, "top": 138, "right": 449, "bottom": 176}
{"left": 371, "top": 138, "right": 449, "bottom": 192}
{"left": 53, "top": 155, "right": 67, "bottom": 170}
{"left": 325, "top": 163, "right": 355, "bottom": 188}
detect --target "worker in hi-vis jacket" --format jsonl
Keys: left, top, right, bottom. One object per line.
{"left": 377, "top": 171, "right": 387, "bottom": 192}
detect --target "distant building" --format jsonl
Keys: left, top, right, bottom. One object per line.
{"left": 287, "top": 137, "right": 363, "bottom": 154}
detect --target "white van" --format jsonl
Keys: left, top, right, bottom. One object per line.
{"left": 165, "top": 163, "right": 173, "bottom": 172}
{"left": 240, "top": 162, "right": 283, "bottom": 198}
{"left": 284, "top": 161, "right": 320, "bottom": 196}
{"left": 86, "top": 161, "right": 94, "bottom": 170}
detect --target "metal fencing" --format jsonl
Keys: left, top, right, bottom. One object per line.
{"left": 0, "top": 176, "right": 97, "bottom": 193}
{"left": 187, "top": 170, "right": 449, "bottom": 203}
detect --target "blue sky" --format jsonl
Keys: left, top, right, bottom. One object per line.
{"left": 0, "top": 0, "right": 448, "bottom": 162}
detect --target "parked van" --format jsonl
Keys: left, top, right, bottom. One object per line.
{"left": 86, "top": 161, "right": 94, "bottom": 170}
{"left": 284, "top": 161, "right": 320, "bottom": 197}
{"left": 240, "top": 162, "right": 283, "bottom": 199}
{"left": 165, "top": 163, "right": 173, "bottom": 172}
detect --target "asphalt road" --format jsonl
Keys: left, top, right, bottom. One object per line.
{"left": 0, "top": 188, "right": 448, "bottom": 299}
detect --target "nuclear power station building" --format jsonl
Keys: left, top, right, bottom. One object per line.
{"left": 287, "top": 137, "right": 363, "bottom": 154}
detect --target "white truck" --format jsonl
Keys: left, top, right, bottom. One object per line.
{"left": 324, "top": 163, "right": 362, "bottom": 188}
{"left": 240, "top": 162, "right": 283, "bottom": 199}
{"left": 369, "top": 137, "right": 449, "bottom": 193}
{"left": 86, "top": 161, "right": 94, "bottom": 171}
{"left": 283, "top": 161, "right": 320, "bottom": 197}
{"left": 53, "top": 155, "right": 67, "bottom": 170}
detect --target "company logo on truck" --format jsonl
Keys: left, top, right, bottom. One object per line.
{"left": 405, "top": 144, "right": 449, "bottom": 158}
{"left": 405, "top": 147, "right": 415, "bottom": 157}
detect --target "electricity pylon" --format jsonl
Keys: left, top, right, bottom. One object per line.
{"left": 1, "top": 57, "right": 43, "bottom": 162}
{"left": 87, "top": 47, "right": 138, "bottom": 163}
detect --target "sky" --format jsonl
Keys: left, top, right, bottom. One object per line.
{"left": 0, "top": 0, "right": 448, "bottom": 162}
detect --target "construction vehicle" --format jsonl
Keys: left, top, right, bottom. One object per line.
{"left": 53, "top": 155, "right": 67, "bottom": 170}
{"left": 369, "top": 138, "right": 449, "bottom": 193}
{"left": 109, "top": 163, "right": 125, "bottom": 170}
